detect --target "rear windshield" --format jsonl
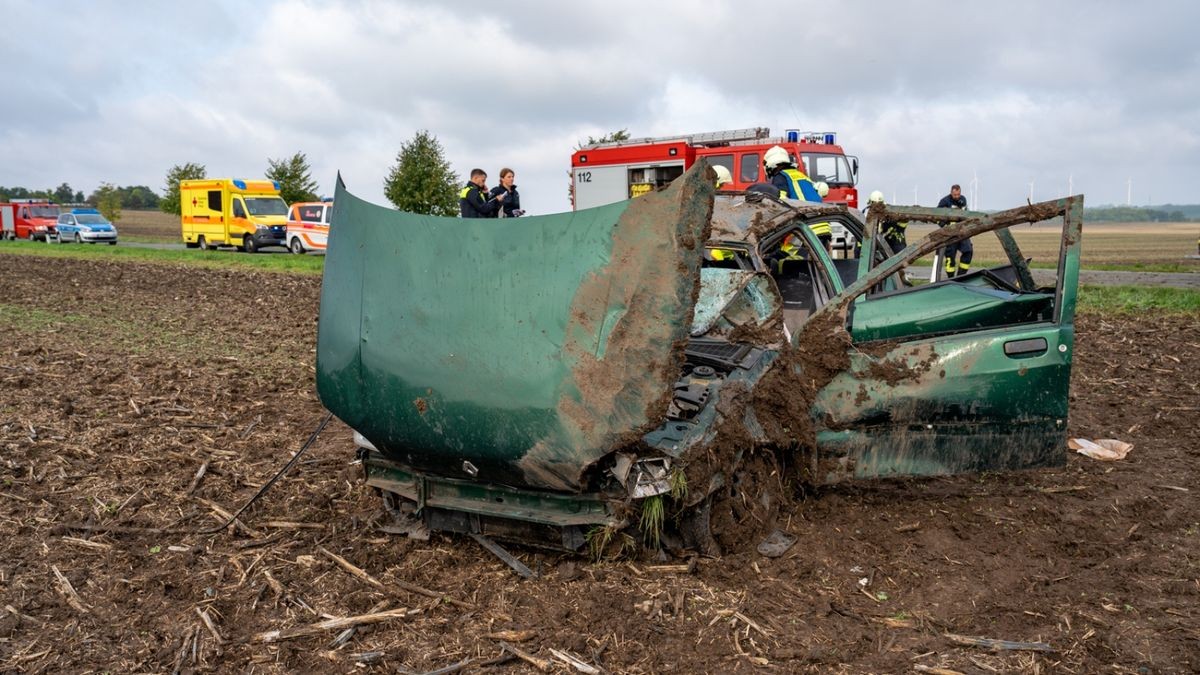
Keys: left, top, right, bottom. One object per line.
{"left": 245, "top": 197, "right": 288, "bottom": 216}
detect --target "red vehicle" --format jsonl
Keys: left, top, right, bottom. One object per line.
{"left": 570, "top": 127, "right": 859, "bottom": 210}
{"left": 0, "top": 199, "right": 61, "bottom": 241}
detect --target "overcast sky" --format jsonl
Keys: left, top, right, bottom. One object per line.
{"left": 2, "top": 0, "right": 1197, "bottom": 214}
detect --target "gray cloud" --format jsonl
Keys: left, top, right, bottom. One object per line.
{"left": 1, "top": 0, "right": 1197, "bottom": 213}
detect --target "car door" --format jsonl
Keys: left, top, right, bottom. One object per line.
{"left": 59, "top": 214, "right": 76, "bottom": 241}
{"left": 809, "top": 196, "right": 1083, "bottom": 482}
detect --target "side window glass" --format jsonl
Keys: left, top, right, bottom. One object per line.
{"left": 734, "top": 153, "right": 753, "bottom": 182}
{"left": 20, "top": 208, "right": 29, "bottom": 219}
{"left": 706, "top": 154, "right": 734, "bottom": 180}
{"left": 739, "top": 153, "right": 760, "bottom": 183}
{"left": 207, "top": 191, "right": 222, "bottom": 212}
{"left": 300, "top": 206, "right": 322, "bottom": 222}
{"left": 233, "top": 199, "right": 247, "bottom": 218}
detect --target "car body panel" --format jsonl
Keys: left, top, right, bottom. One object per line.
{"left": 286, "top": 201, "right": 331, "bottom": 252}
{"left": 318, "top": 161, "right": 1083, "bottom": 551}
{"left": 56, "top": 209, "right": 118, "bottom": 243}
{"left": 317, "top": 169, "right": 713, "bottom": 493}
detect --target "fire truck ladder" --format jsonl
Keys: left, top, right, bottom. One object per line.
{"left": 582, "top": 127, "right": 771, "bottom": 149}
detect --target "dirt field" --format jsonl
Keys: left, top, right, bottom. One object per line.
{"left": 1, "top": 255, "right": 1198, "bottom": 673}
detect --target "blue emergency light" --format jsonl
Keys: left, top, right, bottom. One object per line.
{"left": 233, "top": 179, "right": 247, "bottom": 190}
{"left": 785, "top": 129, "right": 799, "bottom": 142}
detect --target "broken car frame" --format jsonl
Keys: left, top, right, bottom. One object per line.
{"left": 316, "top": 163, "right": 1083, "bottom": 554}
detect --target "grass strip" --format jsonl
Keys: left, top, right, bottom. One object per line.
{"left": 1078, "top": 285, "right": 1200, "bottom": 316}
{"left": 0, "top": 239, "right": 324, "bottom": 275}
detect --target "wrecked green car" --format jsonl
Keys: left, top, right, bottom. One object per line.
{"left": 317, "top": 163, "right": 1083, "bottom": 554}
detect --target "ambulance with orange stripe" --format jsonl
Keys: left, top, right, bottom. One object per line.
{"left": 180, "top": 178, "right": 289, "bottom": 252}
{"left": 285, "top": 200, "right": 332, "bottom": 254}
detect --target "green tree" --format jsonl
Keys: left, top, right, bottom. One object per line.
{"left": 160, "top": 162, "right": 207, "bottom": 215}
{"left": 53, "top": 182, "right": 74, "bottom": 203}
{"left": 265, "top": 151, "right": 319, "bottom": 204}
{"left": 577, "top": 128, "right": 630, "bottom": 149}
{"left": 73, "top": 190, "right": 84, "bottom": 203}
{"left": 383, "top": 130, "right": 459, "bottom": 216}
{"left": 94, "top": 183, "right": 122, "bottom": 222}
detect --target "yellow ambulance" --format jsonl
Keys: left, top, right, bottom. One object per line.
{"left": 180, "top": 179, "right": 289, "bottom": 252}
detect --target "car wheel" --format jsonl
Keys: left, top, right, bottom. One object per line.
{"left": 185, "top": 241, "right": 199, "bottom": 249}
{"left": 243, "top": 235, "right": 257, "bottom": 254}
{"left": 198, "top": 235, "right": 211, "bottom": 251}
{"left": 108, "top": 241, "right": 117, "bottom": 246}
{"left": 289, "top": 237, "right": 305, "bottom": 255}
{"left": 75, "top": 233, "right": 82, "bottom": 244}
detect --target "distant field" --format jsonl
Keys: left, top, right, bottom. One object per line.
{"left": 904, "top": 221, "right": 1198, "bottom": 271}
{"left": 114, "top": 209, "right": 177, "bottom": 241}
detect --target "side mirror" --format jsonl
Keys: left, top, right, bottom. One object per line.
{"left": 851, "top": 157, "right": 860, "bottom": 178}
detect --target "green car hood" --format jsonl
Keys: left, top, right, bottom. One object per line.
{"left": 317, "top": 165, "right": 714, "bottom": 492}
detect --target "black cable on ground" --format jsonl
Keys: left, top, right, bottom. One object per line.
{"left": 60, "top": 411, "right": 335, "bottom": 537}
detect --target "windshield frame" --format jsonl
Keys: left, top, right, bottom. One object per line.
{"left": 801, "top": 153, "right": 856, "bottom": 187}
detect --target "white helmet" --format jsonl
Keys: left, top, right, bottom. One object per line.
{"left": 868, "top": 190, "right": 885, "bottom": 204}
{"left": 763, "top": 145, "right": 791, "bottom": 170}
{"left": 815, "top": 181, "right": 829, "bottom": 198}
{"left": 713, "top": 165, "right": 733, "bottom": 187}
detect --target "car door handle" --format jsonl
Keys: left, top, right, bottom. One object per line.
{"left": 1003, "top": 337, "right": 1048, "bottom": 357}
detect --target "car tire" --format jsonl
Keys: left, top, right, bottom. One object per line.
{"left": 185, "top": 241, "right": 199, "bottom": 249}
{"left": 108, "top": 241, "right": 117, "bottom": 246}
{"left": 198, "top": 235, "right": 211, "bottom": 251}
{"left": 289, "top": 237, "right": 304, "bottom": 255}
{"left": 243, "top": 235, "right": 257, "bottom": 254}
{"left": 75, "top": 233, "right": 82, "bottom": 244}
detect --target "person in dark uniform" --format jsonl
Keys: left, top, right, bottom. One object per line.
{"left": 459, "top": 169, "right": 505, "bottom": 218}
{"left": 936, "top": 184, "right": 971, "bottom": 277}
{"left": 488, "top": 168, "right": 524, "bottom": 218}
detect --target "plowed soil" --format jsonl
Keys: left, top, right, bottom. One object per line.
{"left": 1, "top": 255, "right": 1198, "bottom": 673}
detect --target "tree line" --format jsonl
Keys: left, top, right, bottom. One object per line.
{"left": 7, "top": 129, "right": 615, "bottom": 221}
{"left": 158, "top": 136, "right": 462, "bottom": 217}
{"left": 1084, "top": 206, "right": 1199, "bottom": 223}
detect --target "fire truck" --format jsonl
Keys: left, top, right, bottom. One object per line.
{"left": 0, "top": 199, "right": 61, "bottom": 241}
{"left": 570, "top": 127, "right": 859, "bottom": 210}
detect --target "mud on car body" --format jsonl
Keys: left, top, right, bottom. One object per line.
{"left": 316, "top": 163, "right": 1083, "bottom": 554}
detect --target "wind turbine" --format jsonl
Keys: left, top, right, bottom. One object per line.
{"left": 970, "top": 169, "right": 979, "bottom": 210}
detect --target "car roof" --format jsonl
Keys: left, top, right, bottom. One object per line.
{"left": 708, "top": 193, "right": 859, "bottom": 245}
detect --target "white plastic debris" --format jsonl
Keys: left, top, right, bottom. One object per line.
{"left": 1069, "top": 438, "right": 1134, "bottom": 461}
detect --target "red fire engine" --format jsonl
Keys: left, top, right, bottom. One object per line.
{"left": 570, "top": 127, "right": 859, "bottom": 210}
{"left": 0, "top": 199, "right": 61, "bottom": 241}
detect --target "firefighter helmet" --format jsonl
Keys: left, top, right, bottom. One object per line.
{"left": 763, "top": 145, "right": 791, "bottom": 170}
{"left": 868, "top": 190, "right": 885, "bottom": 203}
{"left": 815, "top": 181, "right": 829, "bottom": 198}
{"left": 713, "top": 165, "right": 733, "bottom": 187}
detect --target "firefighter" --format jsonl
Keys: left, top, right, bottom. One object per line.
{"left": 459, "top": 169, "right": 505, "bottom": 219}
{"left": 810, "top": 181, "right": 834, "bottom": 253}
{"left": 488, "top": 168, "right": 524, "bottom": 217}
{"left": 865, "top": 190, "right": 908, "bottom": 252}
{"left": 763, "top": 147, "right": 829, "bottom": 249}
{"left": 764, "top": 146, "right": 821, "bottom": 202}
{"left": 713, "top": 165, "right": 733, "bottom": 189}
{"left": 936, "top": 184, "right": 971, "bottom": 277}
